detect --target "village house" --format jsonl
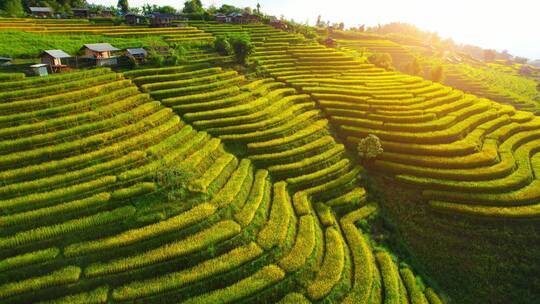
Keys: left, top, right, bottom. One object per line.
{"left": 229, "top": 12, "right": 259, "bottom": 24}
{"left": 125, "top": 13, "right": 146, "bottom": 25}
{"left": 28, "top": 7, "right": 54, "bottom": 18}
{"left": 80, "top": 43, "right": 120, "bottom": 66}
{"left": 126, "top": 48, "right": 148, "bottom": 64}
{"left": 215, "top": 13, "right": 230, "bottom": 23}
{"left": 72, "top": 8, "right": 90, "bottom": 18}
{"left": 148, "top": 13, "right": 187, "bottom": 27}
{"left": 39, "top": 50, "right": 71, "bottom": 73}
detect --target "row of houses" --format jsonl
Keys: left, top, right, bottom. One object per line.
{"left": 18, "top": 44, "right": 147, "bottom": 76}
{"left": 215, "top": 12, "right": 259, "bottom": 24}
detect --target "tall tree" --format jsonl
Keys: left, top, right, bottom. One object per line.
{"left": 1, "top": 0, "right": 25, "bottom": 17}
{"left": 117, "top": 0, "right": 128, "bottom": 14}
{"left": 183, "top": 0, "right": 204, "bottom": 15}
{"left": 316, "top": 15, "right": 322, "bottom": 27}
{"left": 256, "top": 3, "right": 260, "bottom": 14}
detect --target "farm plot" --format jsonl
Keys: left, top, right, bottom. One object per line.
{"left": 0, "top": 66, "right": 443, "bottom": 303}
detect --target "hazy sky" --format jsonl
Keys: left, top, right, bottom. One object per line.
{"left": 89, "top": 0, "right": 540, "bottom": 59}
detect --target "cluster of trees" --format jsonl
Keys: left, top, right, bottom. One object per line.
{"left": 1, "top": 0, "right": 259, "bottom": 19}
{"left": 316, "top": 15, "right": 344, "bottom": 30}
{"left": 215, "top": 33, "right": 253, "bottom": 64}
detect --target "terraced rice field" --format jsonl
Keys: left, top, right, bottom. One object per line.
{"left": 0, "top": 18, "right": 214, "bottom": 43}
{"left": 1, "top": 19, "right": 538, "bottom": 304}
{"left": 0, "top": 59, "right": 445, "bottom": 303}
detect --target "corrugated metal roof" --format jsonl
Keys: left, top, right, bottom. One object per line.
{"left": 82, "top": 43, "right": 120, "bottom": 52}
{"left": 42, "top": 50, "right": 71, "bottom": 59}
{"left": 29, "top": 7, "right": 54, "bottom": 13}
{"left": 0, "top": 57, "right": 12, "bottom": 61}
{"left": 126, "top": 48, "right": 147, "bottom": 56}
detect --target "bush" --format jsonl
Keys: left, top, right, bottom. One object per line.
{"left": 214, "top": 33, "right": 253, "bottom": 65}
{"left": 215, "top": 36, "right": 232, "bottom": 56}
{"left": 357, "top": 134, "right": 383, "bottom": 161}
{"left": 367, "top": 53, "right": 393, "bottom": 70}
{"left": 431, "top": 64, "right": 445, "bottom": 82}
{"left": 404, "top": 58, "right": 422, "bottom": 75}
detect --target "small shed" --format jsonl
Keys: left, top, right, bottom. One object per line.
{"left": 29, "top": 7, "right": 54, "bottom": 18}
{"left": 149, "top": 13, "right": 174, "bottom": 27}
{"left": 30, "top": 64, "right": 49, "bottom": 76}
{"left": 126, "top": 48, "right": 148, "bottom": 63}
{"left": 40, "top": 50, "right": 71, "bottom": 73}
{"left": 0, "top": 57, "right": 12, "bottom": 66}
{"left": 80, "top": 43, "right": 120, "bottom": 66}
{"left": 215, "top": 13, "right": 230, "bottom": 23}
{"left": 229, "top": 13, "right": 258, "bottom": 24}
{"left": 125, "top": 13, "right": 145, "bottom": 25}
{"left": 72, "top": 8, "right": 89, "bottom": 18}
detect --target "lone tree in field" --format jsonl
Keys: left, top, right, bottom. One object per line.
{"left": 357, "top": 134, "right": 384, "bottom": 162}
{"left": 227, "top": 34, "right": 253, "bottom": 64}
{"left": 117, "top": 0, "right": 129, "bottom": 14}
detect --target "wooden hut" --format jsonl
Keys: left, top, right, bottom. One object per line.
{"left": 215, "top": 13, "right": 229, "bottom": 23}
{"left": 72, "top": 8, "right": 89, "bottom": 18}
{"left": 80, "top": 43, "right": 120, "bottom": 66}
{"left": 125, "top": 13, "right": 145, "bottom": 25}
{"left": 40, "top": 50, "right": 71, "bottom": 73}
{"left": 0, "top": 57, "right": 12, "bottom": 66}
{"left": 126, "top": 48, "right": 147, "bottom": 63}
{"left": 229, "top": 13, "right": 258, "bottom": 24}
{"left": 28, "top": 7, "right": 54, "bottom": 18}
{"left": 30, "top": 64, "right": 48, "bottom": 76}
{"left": 149, "top": 13, "right": 173, "bottom": 27}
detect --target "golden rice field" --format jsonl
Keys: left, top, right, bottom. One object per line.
{"left": 0, "top": 17, "right": 538, "bottom": 304}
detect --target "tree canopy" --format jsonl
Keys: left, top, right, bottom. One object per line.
{"left": 0, "top": 0, "right": 25, "bottom": 17}
{"left": 117, "top": 0, "right": 128, "bottom": 14}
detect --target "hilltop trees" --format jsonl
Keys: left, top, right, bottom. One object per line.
{"left": 117, "top": 0, "right": 129, "bottom": 14}
{"left": 141, "top": 4, "right": 177, "bottom": 15}
{"left": 183, "top": 0, "right": 204, "bottom": 15}
{"left": 0, "top": 0, "right": 25, "bottom": 17}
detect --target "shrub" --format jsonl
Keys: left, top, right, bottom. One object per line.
{"left": 357, "top": 134, "right": 383, "bottom": 161}
{"left": 368, "top": 53, "right": 393, "bottom": 70}
{"left": 215, "top": 36, "right": 232, "bottom": 56}
{"left": 431, "top": 64, "right": 445, "bottom": 83}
